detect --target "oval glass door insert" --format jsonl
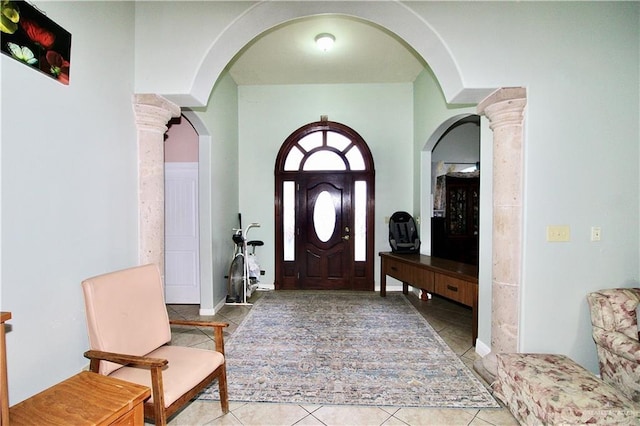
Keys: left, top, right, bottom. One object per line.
{"left": 314, "top": 191, "right": 336, "bottom": 242}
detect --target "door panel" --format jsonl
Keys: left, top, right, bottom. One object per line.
{"left": 165, "top": 163, "right": 200, "bottom": 304}
{"left": 298, "top": 175, "right": 351, "bottom": 289}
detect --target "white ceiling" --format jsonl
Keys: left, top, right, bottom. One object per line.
{"left": 228, "top": 15, "right": 426, "bottom": 85}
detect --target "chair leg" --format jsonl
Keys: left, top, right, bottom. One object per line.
{"left": 150, "top": 367, "right": 167, "bottom": 426}
{"left": 218, "top": 364, "right": 229, "bottom": 414}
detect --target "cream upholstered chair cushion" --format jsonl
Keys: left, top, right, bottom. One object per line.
{"left": 110, "top": 346, "right": 223, "bottom": 407}
{"left": 82, "top": 264, "right": 228, "bottom": 425}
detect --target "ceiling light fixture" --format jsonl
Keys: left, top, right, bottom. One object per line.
{"left": 315, "top": 33, "right": 335, "bottom": 52}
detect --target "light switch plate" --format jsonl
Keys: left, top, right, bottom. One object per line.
{"left": 547, "top": 225, "right": 570, "bottom": 242}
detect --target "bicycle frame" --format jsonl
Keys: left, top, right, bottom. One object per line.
{"left": 226, "top": 222, "right": 260, "bottom": 305}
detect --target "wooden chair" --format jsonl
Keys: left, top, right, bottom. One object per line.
{"left": 0, "top": 312, "right": 11, "bottom": 426}
{"left": 82, "top": 264, "right": 229, "bottom": 426}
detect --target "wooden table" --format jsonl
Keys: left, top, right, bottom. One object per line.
{"left": 1, "top": 312, "right": 11, "bottom": 426}
{"left": 9, "top": 371, "right": 150, "bottom": 425}
{"left": 379, "top": 252, "right": 479, "bottom": 344}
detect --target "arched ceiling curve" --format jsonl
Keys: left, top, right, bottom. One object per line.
{"left": 172, "top": 1, "right": 495, "bottom": 107}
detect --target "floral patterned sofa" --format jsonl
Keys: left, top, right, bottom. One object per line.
{"left": 493, "top": 353, "right": 639, "bottom": 425}
{"left": 587, "top": 288, "right": 640, "bottom": 403}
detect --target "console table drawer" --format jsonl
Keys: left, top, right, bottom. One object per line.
{"left": 435, "top": 274, "right": 474, "bottom": 306}
{"left": 416, "top": 269, "right": 435, "bottom": 292}
{"left": 385, "top": 258, "right": 414, "bottom": 283}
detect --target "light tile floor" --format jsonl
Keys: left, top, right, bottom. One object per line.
{"left": 162, "top": 291, "right": 518, "bottom": 426}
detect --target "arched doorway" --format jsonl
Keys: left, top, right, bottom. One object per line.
{"left": 274, "top": 120, "right": 375, "bottom": 291}
{"left": 135, "top": 3, "right": 527, "bottom": 373}
{"left": 429, "top": 114, "right": 481, "bottom": 266}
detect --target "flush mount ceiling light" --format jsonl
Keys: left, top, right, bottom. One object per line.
{"left": 315, "top": 33, "right": 335, "bottom": 52}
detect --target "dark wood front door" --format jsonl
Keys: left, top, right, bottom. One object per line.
{"left": 274, "top": 120, "right": 375, "bottom": 291}
{"left": 298, "top": 173, "right": 351, "bottom": 290}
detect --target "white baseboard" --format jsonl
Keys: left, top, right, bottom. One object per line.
{"left": 475, "top": 338, "right": 491, "bottom": 357}
{"left": 201, "top": 298, "right": 225, "bottom": 316}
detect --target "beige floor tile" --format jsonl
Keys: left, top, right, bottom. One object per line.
{"left": 469, "top": 417, "right": 492, "bottom": 426}
{"left": 379, "top": 406, "right": 401, "bottom": 416}
{"left": 393, "top": 407, "right": 475, "bottom": 426}
{"left": 170, "top": 329, "right": 213, "bottom": 348}
{"left": 167, "top": 400, "right": 226, "bottom": 425}
{"left": 438, "top": 333, "right": 473, "bottom": 356}
{"left": 205, "top": 412, "right": 244, "bottom": 426}
{"left": 312, "top": 405, "right": 393, "bottom": 426}
{"left": 384, "top": 416, "right": 412, "bottom": 426}
{"left": 294, "top": 414, "right": 326, "bottom": 425}
{"left": 300, "top": 404, "right": 322, "bottom": 413}
{"left": 475, "top": 408, "right": 520, "bottom": 426}
{"left": 232, "top": 402, "right": 310, "bottom": 426}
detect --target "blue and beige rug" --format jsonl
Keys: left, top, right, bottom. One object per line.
{"left": 199, "top": 291, "right": 499, "bottom": 408}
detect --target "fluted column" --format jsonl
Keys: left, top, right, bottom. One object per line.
{"left": 475, "top": 87, "right": 527, "bottom": 379}
{"left": 133, "top": 94, "right": 180, "bottom": 275}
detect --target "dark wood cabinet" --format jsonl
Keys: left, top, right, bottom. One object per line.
{"left": 431, "top": 174, "right": 479, "bottom": 266}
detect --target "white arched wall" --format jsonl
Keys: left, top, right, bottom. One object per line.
{"left": 134, "top": 2, "right": 525, "bottom": 380}
{"left": 423, "top": 114, "right": 480, "bottom": 153}
{"left": 181, "top": 111, "right": 215, "bottom": 315}
{"left": 171, "top": 1, "right": 495, "bottom": 108}
{"left": 420, "top": 113, "right": 493, "bottom": 359}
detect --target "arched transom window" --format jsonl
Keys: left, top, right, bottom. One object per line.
{"left": 283, "top": 130, "right": 367, "bottom": 171}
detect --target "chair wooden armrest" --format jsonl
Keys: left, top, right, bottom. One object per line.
{"left": 84, "top": 349, "right": 168, "bottom": 370}
{"left": 169, "top": 319, "right": 229, "bottom": 328}
{"left": 169, "top": 320, "right": 229, "bottom": 354}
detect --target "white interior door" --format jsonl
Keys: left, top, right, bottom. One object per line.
{"left": 165, "top": 162, "right": 200, "bottom": 304}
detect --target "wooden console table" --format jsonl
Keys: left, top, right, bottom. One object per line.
{"left": 9, "top": 371, "right": 150, "bottom": 425}
{"left": 379, "top": 252, "right": 479, "bottom": 344}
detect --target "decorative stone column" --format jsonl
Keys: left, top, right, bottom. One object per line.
{"left": 133, "top": 94, "right": 180, "bottom": 275}
{"left": 475, "top": 87, "right": 527, "bottom": 381}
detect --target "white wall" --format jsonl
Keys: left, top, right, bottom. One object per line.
{"left": 412, "top": 2, "right": 639, "bottom": 372}
{"left": 192, "top": 72, "right": 240, "bottom": 308}
{"left": 431, "top": 123, "right": 479, "bottom": 168}
{"left": 238, "top": 83, "right": 414, "bottom": 288}
{"left": 132, "top": 1, "right": 640, "bottom": 373}
{"left": 415, "top": 1, "right": 640, "bottom": 370}
{"left": 413, "top": 68, "right": 477, "bottom": 252}
{"left": 1, "top": 2, "right": 137, "bottom": 403}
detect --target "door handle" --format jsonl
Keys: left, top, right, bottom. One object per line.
{"left": 342, "top": 235, "right": 350, "bottom": 240}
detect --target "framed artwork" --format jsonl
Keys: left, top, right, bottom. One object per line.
{"left": 1, "top": 0, "right": 71, "bottom": 85}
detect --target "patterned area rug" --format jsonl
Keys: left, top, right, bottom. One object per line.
{"left": 198, "top": 291, "right": 499, "bottom": 408}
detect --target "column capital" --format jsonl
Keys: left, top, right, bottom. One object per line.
{"left": 477, "top": 87, "right": 526, "bottom": 130}
{"left": 133, "top": 94, "right": 181, "bottom": 133}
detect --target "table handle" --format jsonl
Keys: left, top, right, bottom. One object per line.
{"left": 447, "top": 284, "right": 458, "bottom": 292}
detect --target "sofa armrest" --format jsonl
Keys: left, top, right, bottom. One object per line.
{"left": 592, "top": 328, "right": 640, "bottom": 364}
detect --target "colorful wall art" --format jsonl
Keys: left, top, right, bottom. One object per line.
{"left": 1, "top": 1, "right": 71, "bottom": 85}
